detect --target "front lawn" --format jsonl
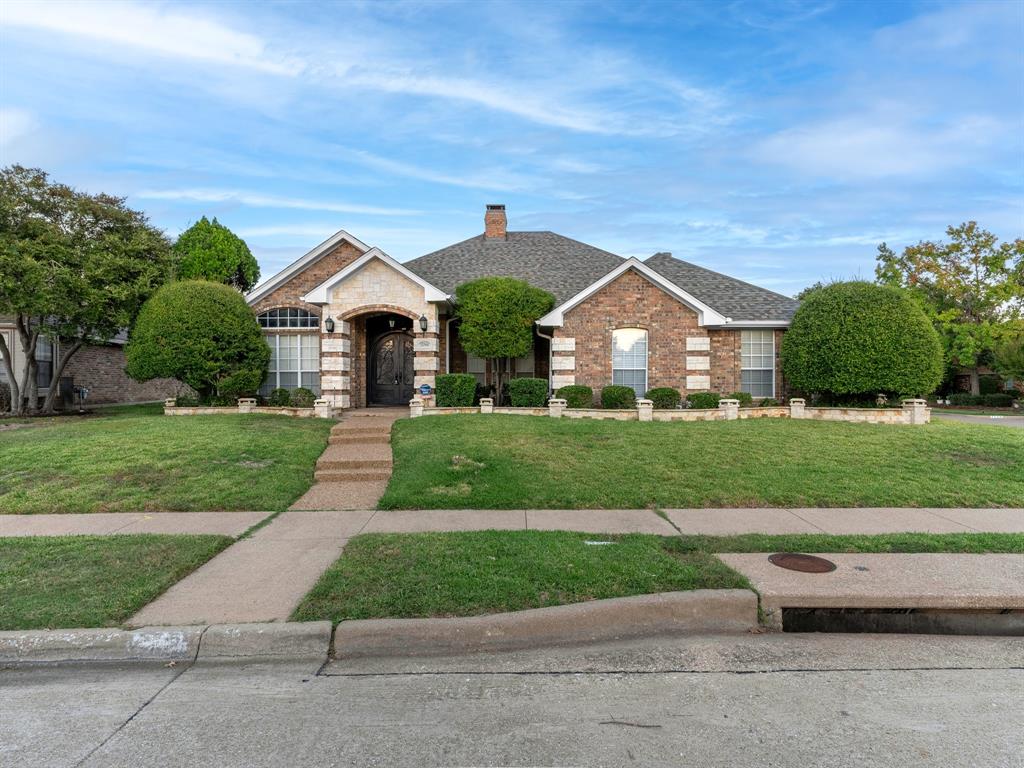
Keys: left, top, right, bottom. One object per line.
{"left": 0, "top": 408, "right": 333, "bottom": 513}
{"left": 291, "top": 530, "right": 748, "bottom": 621}
{"left": 292, "top": 530, "right": 1024, "bottom": 622}
{"left": 381, "top": 415, "right": 1024, "bottom": 509}
{"left": 0, "top": 534, "right": 231, "bottom": 629}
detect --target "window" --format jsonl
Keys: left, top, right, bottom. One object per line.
{"left": 612, "top": 328, "right": 647, "bottom": 397}
{"left": 514, "top": 352, "right": 535, "bottom": 378}
{"left": 258, "top": 308, "right": 319, "bottom": 329}
{"left": 0, "top": 330, "right": 9, "bottom": 382}
{"left": 741, "top": 330, "right": 775, "bottom": 398}
{"left": 260, "top": 334, "right": 320, "bottom": 396}
{"left": 35, "top": 337, "right": 54, "bottom": 390}
{"left": 466, "top": 353, "right": 486, "bottom": 385}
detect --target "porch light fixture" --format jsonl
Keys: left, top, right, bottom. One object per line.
{"left": 324, "top": 316, "right": 335, "bottom": 333}
{"left": 388, "top": 318, "right": 396, "bottom": 329}
{"left": 418, "top": 314, "right": 428, "bottom": 332}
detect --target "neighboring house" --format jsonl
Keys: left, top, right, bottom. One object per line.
{"left": 245, "top": 205, "right": 798, "bottom": 407}
{"left": 0, "top": 317, "right": 181, "bottom": 408}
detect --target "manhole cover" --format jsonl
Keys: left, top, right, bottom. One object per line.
{"left": 768, "top": 553, "right": 837, "bottom": 573}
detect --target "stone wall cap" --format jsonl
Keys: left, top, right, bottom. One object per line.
{"left": 548, "top": 398, "right": 567, "bottom": 405}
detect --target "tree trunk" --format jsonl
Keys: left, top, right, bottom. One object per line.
{"left": 40, "top": 340, "right": 83, "bottom": 414}
{"left": 0, "top": 330, "right": 19, "bottom": 414}
{"left": 14, "top": 316, "right": 39, "bottom": 415}
{"left": 969, "top": 368, "right": 981, "bottom": 396}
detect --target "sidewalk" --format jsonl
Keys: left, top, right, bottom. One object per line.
{"left": 0, "top": 511, "right": 271, "bottom": 538}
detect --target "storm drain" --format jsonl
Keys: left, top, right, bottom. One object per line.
{"left": 781, "top": 607, "right": 1024, "bottom": 636}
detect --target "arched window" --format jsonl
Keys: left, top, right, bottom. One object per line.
{"left": 612, "top": 328, "right": 647, "bottom": 397}
{"left": 257, "top": 308, "right": 319, "bottom": 329}
{"left": 257, "top": 308, "right": 320, "bottom": 396}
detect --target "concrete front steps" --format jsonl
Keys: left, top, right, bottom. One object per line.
{"left": 290, "top": 409, "right": 403, "bottom": 511}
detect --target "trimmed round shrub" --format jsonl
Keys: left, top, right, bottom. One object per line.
{"left": 125, "top": 280, "right": 269, "bottom": 400}
{"left": 645, "top": 387, "right": 681, "bottom": 409}
{"left": 509, "top": 377, "right": 548, "bottom": 407}
{"left": 268, "top": 387, "right": 291, "bottom": 407}
{"left": 982, "top": 393, "right": 1014, "bottom": 407}
{"left": 435, "top": 373, "right": 477, "bottom": 407}
{"left": 758, "top": 397, "right": 780, "bottom": 407}
{"left": 601, "top": 385, "right": 636, "bottom": 409}
{"left": 290, "top": 387, "right": 316, "bottom": 408}
{"left": 780, "top": 281, "right": 943, "bottom": 397}
{"left": 687, "top": 392, "right": 721, "bottom": 409}
{"left": 727, "top": 391, "right": 754, "bottom": 407}
{"left": 947, "top": 392, "right": 979, "bottom": 406}
{"left": 557, "top": 385, "right": 593, "bottom": 408}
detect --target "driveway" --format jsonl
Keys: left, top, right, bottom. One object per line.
{"left": 934, "top": 411, "right": 1024, "bottom": 428}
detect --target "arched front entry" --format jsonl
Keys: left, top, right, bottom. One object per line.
{"left": 369, "top": 330, "right": 414, "bottom": 405}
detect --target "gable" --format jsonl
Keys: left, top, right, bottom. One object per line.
{"left": 301, "top": 248, "right": 448, "bottom": 306}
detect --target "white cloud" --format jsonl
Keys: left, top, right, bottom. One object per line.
{"left": 754, "top": 114, "right": 1006, "bottom": 179}
{"left": 135, "top": 188, "right": 418, "bottom": 216}
{"left": 0, "top": 0, "right": 302, "bottom": 75}
{"left": 333, "top": 148, "right": 534, "bottom": 191}
{"left": 0, "top": 107, "right": 34, "bottom": 148}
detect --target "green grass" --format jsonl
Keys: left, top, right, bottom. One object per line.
{"left": 380, "top": 415, "right": 1024, "bottom": 509}
{"left": 292, "top": 530, "right": 1024, "bottom": 622}
{"left": 0, "top": 408, "right": 333, "bottom": 513}
{"left": 0, "top": 534, "right": 231, "bottom": 629}
{"left": 291, "top": 530, "right": 749, "bottom": 621}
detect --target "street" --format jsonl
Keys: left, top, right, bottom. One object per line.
{"left": 3, "top": 634, "right": 1022, "bottom": 768}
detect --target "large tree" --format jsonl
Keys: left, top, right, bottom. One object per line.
{"left": 455, "top": 277, "right": 554, "bottom": 404}
{"left": 875, "top": 222, "right": 1023, "bottom": 394}
{"left": 0, "top": 165, "right": 174, "bottom": 414}
{"left": 125, "top": 280, "right": 269, "bottom": 400}
{"left": 780, "top": 281, "right": 944, "bottom": 399}
{"left": 174, "top": 216, "right": 259, "bottom": 291}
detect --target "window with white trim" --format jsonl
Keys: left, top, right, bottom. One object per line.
{"left": 260, "top": 334, "right": 320, "bottom": 396}
{"left": 514, "top": 351, "right": 535, "bottom": 378}
{"left": 0, "top": 330, "right": 10, "bottom": 382}
{"left": 258, "top": 308, "right": 319, "bottom": 329}
{"left": 466, "top": 353, "right": 486, "bottom": 385}
{"left": 35, "top": 337, "right": 54, "bottom": 390}
{"left": 741, "top": 330, "right": 775, "bottom": 398}
{"left": 612, "top": 328, "right": 648, "bottom": 397}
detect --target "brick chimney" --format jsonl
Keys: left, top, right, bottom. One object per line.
{"left": 484, "top": 204, "right": 507, "bottom": 239}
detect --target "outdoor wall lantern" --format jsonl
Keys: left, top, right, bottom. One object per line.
{"left": 418, "top": 314, "right": 429, "bottom": 332}
{"left": 324, "top": 316, "right": 335, "bottom": 333}
{"left": 388, "top": 318, "right": 396, "bottom": 329}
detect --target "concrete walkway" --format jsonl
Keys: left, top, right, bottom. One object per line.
{"left": 128, "top": 510, "right": 374, "bottom": 626}
{"left": 0, "top": 511, "right": 271, "bottom": 538}
{"left": 934, "top": 411, "right": 1024, "bottom": 428}
{"left": 288, "top": 408, "right": 404, "bottom": 510}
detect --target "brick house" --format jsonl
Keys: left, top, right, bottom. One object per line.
{"left": 245, "top": 205, "right": 798, "bottom": 408}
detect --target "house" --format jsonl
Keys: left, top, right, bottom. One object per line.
{"left": 245, "top": 205, "right": 798, "bottom": 408}
{"left": 0, "top": 318, "right": 181, "bottom": 408}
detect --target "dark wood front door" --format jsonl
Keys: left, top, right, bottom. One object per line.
{"left": 369, "top": 332, "right": 415, "bottom": 405}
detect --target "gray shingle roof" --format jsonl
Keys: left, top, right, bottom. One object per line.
{"left": 403, "top": 232, "right": 625, "bottom": 306}
{"left": 644, "top": 252, "right": 800, "bottom": 322}
{"left": 402, "top": 232, "right": 798, "bottom": 323}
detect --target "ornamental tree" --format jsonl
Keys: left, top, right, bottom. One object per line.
{"left": 455, "top": 277, "right": 554, "bottom": 403}
{"left": 875, "top": 222, "right": 1023, "bottom": 394}
{"left": 780, "top": 281, "right": 943, "bottom": 399}
{"left": 125, "top": 280, "right": 269, "bottom": 400}
{"left": 0, "top": 165, "right": 174, "bottom": 414}
{"left": 174, "top": 216, "right": 259, "bottom": 291}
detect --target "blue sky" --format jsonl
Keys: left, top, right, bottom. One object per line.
{"left": 1, "top": 0, "right": 1021, "bottom": 296}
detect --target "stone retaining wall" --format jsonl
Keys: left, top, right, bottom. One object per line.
{"left": 410, "top": 397, "right": 931, "bottom": 426}
{"left": 163, "top": 398, "right": 336, "bottom": 419}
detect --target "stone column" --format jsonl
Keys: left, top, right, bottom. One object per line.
{"left": 413, "top": 322, "right": 440, "bottom": 392}
{"left": 409, "top": 397, "right": 424, "bottom": 418}
{"left": 163, "top": 398, "right": 176, "bottom": 413}
{"left": 237, "top": 397, "right": 257, "bottom": 414}
{"left": 719, "top": 398, "right": 740, "bottom": 420}
{"left": 321, "top": 319, "right": 352, "bottom": 409}
{"left": 548, "top": 398, "right": 567, "bottom": 418}
{"left": 550, "top": 336, "right": 576, "bottom": 394}
{"left": 637, "top": 398, "right": 653, "bottom": 422}
{"left": 789, "top": 397, "right": 806, "bottom": 419}
{"left": 901, "top": 398, "right": 930, "bottom": 425}
{"left": 313, "top": 398, "right": 333, "bottom": 419}
{"left": 479, "top": 397, "right": 494, "bottom": 414}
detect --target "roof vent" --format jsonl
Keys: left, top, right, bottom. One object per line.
{"left": 485, "top": 204, "right": 507, "bottom": 239}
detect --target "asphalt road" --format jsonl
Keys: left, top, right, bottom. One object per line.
{"left": 933, "top": 411, "right": 1024, "bottom": 428}
{"left": 3, "top": 634, "right": 1023, "bottom": 768}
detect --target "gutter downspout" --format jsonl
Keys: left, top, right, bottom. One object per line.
{"left": 536, "top": 324, "right": 554, "bottom": 394}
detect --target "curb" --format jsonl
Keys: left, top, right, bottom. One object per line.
{"left": 333, "top": 589, "right": 759, "bottom": 658}
{"left": 0, "top": 622, "right": 332, "bottom": 664}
